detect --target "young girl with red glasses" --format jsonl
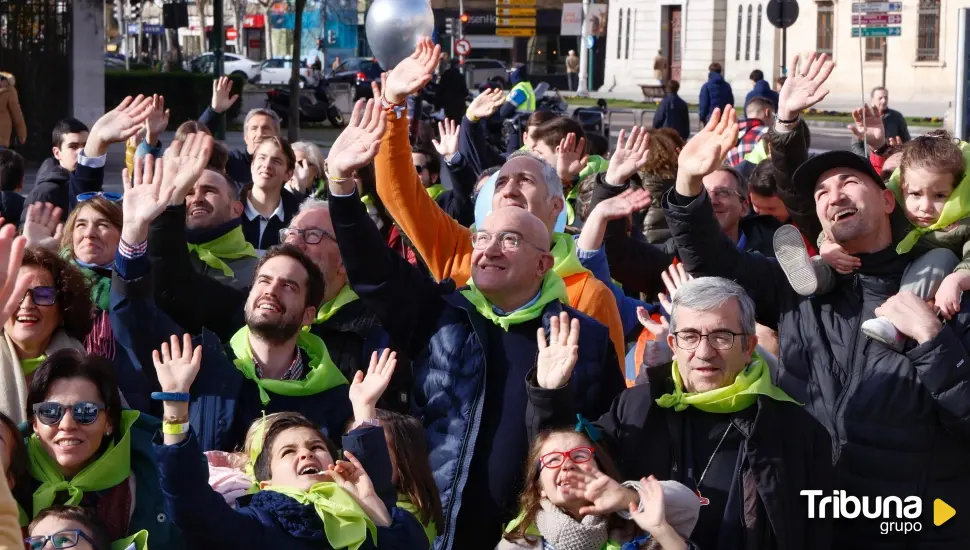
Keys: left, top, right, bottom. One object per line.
{"left": 501, "top": 426, "right": 700, "bottom": 550}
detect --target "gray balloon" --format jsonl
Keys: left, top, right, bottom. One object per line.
{"left": 365, "top": 0, "right": 435, "bottom": 71}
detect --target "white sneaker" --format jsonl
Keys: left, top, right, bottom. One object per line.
{"left": 861, "top": 317, "right": 906, "bottom": 351}
{"left": 773, "top": 225, "right": 817, "bottom": 296}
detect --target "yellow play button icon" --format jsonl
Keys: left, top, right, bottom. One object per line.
{"left": 934, "top": 499, "right": 956, "bottom": 526}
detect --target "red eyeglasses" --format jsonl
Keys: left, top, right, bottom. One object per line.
{"left": 538, "top": 446, "right": 595, "bottom": 470}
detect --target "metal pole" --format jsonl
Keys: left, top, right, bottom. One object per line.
{"left": 213, "top": 0, "right": 226, "bottom": 139}
{"left": 881, "top": 39, "right": 888, "bottom": 88}
{"left": 782, "top": 27, "right": 787, "bottom": 76}
{"left": 122, "top": 2, "right": 130, "bottom": 70}
{"left": 576, "top": 0, "right": 591, "bottom": 95}
{"left": 858, "top": 17, "right": 868, "bottom": 156}
{"left": 458, "top": 0, "right": 465, "bottom": 71}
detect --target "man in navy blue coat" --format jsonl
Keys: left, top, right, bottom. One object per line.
{"left": 324, "top": 75, "right": 626, "bottom": 550}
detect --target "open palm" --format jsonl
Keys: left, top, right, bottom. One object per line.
{"left": 678, "top": 107, "right": 738, "bottom": 178}
{"left": 536, "top": 312, "right": 580, "bottom": 389}
{"left": 384, "top": 37, "right": 441, "bottom": 104}
{"left": 22, "top": 202, "right": 63, "bottom": 252}
{"left": 152, "top": 334, "right": 202, "bottom": 394}
{"left": 466, "top": 88, "right": 506, "bottom": 120}
{"left": 163, "top": 132, "right": 214, "bottom": 203}
{"left": 432, "top": 119, "right": 460, "bottom": 158}
{"left": 124, "top": 154, "right": 175, "bottom": 227}
{"left": 92, "top": 95, "right": 155, "bottom": 144}
{"left": 606, "top": 126, "right": 651, "bottom": 185}
{"left": 848, "top": 104, "right": 885, "bottom": 149}
{"left": 593, "top": 188, "right": 652, "bottom": 222}
{"left": 327, "top": 98, "right": 387, "bottom": 179}
{"left": 349, "top": 349, "right": 397, "bottom": 414}
{"left": 778, "top": 53, "right": 835, "bottom": 115}
{"left": 557, "top": 133, "right": 588, "bottom": 180}
{"left": 145, "top": 94, "right": 170, "bottom": 137}
{"left": 0, "top": 223, "right": 27, "bottom": 324}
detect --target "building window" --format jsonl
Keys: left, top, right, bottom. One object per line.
{"left": 755, "top": 4, "right": 762, "bottom": 60}
{"left": 817, "top": 1, "right": 834, "bottom": 54}
{"left": 917, "top": 0, "right": 941, "bottom": 61}
{"left": 736, "top": 5, "right": 743, "bottom": 61}
{"left": 616, "top": 7, "right": 623, "bottom": 59}
{"left": 625, "top": 8, "right": 632, "bottom": 59}
{"left": 865, "top": 37, "right": 885, "bottom": 61}
{"left": 745, "top": 4, "right": 753, "bottom": 61}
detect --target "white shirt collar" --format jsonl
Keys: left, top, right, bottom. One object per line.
{"left": 244, "top": 196, "right": 285, "bottom": 222}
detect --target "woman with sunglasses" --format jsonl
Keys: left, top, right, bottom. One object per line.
{"left": 501, "top": 426, "right": 699, "bottom": 550}
{"left": 24, "top": 350, "right": 180, "bottom": 549}
{"left": 0, "top": 248, "right": 91, "bottom": 424}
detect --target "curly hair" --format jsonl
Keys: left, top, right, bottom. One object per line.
{"left": 59, "top": 197, "right": 122, "bottom": 257}
{"left": 900, "top": 129, "right": 966, "bottom": 189}
{"left": 20, "top": 248, "right": 94, "bottom": 342}
{"left": 640, "top": 130, "right": 680, "bottom": 181}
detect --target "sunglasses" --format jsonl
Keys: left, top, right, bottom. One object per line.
{"left": 32, "top": 401, "right": 105, "bottom": 426}
{"left": 21, "top": 286, "right": 56, "bottom": 307}
{"left": 25, "top": 530, "right": 97, "bottom": 550}
{"left": 76, "top": 191, "right": 122, "bottom": 202}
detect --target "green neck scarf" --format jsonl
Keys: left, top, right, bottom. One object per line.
{"left": 396, "top": 494, "right": 436, "bottom": 545}
{"left": 28, "top": 410, "right": 139, "bottom": 516}
{"left": 551, "top": 233, "right": 591, "bottom": 279}
{"left": 656, "top": 352, "right": 798, "bottom": 413}
{"left": 265, "top": 483, "right": 377, "bottom": 550}
{"left": 187, "top": 225, "right": 258, "bottom": 278}
{"left": 743, "top": 139, "right": 769, "bottom": 164}
{"left": 578, "top": 155, "right": 609, "bottom": 182}
{"left": 888, "top": 141, "right": 970, "bottom": 253}
{"left": 311, "top": 284, "right": 359, "bottom": 325}
{"left": 503, "top": 509, "right": 622, "bottom": 550}
{"left": 22, "top": 355, "right": 46, "bottom": 377}
{"left": 460, "top": 270, "right": 567, "bottom": 331}
{"left": 425, "top": 183, "right": 446, "bottom": 201}
{"left": 229, "top": 327, "right": 348, "bottom": 405}
{"left": 111, "top": 530, "right": 148, "bottom": 550}
{"left": 74, "top": 264, "right": 111, "bottom": 312}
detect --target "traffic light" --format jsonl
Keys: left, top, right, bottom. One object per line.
{"left": 445, "top": 17, "right": 454, "bottom": 36}
{"left": 460, "top": 13, "right": 470, "bottom": 24}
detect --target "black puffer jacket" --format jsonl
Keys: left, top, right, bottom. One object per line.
{"left": 638, "top": 174, "right": 674, "bottom": 243}
{"left": 664, "top": 189, "right": 970, "bottom": 549}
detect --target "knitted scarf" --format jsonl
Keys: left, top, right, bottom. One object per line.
{"left": 534, "top": 500, "right": 609, "bottom": 550}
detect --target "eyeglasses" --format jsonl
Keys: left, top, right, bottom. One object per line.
{"left": 279, "top": 227, "right": 335, "bottom": 246}
{"left": 32, "top": 401, "right": 105, "bottom": 426}
{"left": 538, "top": 446, "right": 594, "bottom": 470}
{"left": 709, "top": 188, "right": 742, "bottom": 201}
{"left": 414, "top": 165, "right": 426, "bottom": 174}
{"left": 672, "top": 330, "right": 747, "bottom": 350}
{"left": 25, "top": 530, "right": 98, "bottom": 550}
{"left": 470, "top": 231, "right": 547, "bottom": 252}
{"left": 21, "top": 286, "right": 56, "bottom": 307}
{"left": 76, "top": 191, "right": 122, "bottom": 203}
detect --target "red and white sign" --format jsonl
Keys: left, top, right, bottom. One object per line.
{"left": 244, "top": 14, "right": 265, "bottom": 28}
{"left": 226, "top": 27, "right": 238, "bottom": 40}
{"left": 455, "top": 39, "right": 472, "bottom": 56}
{"left": 852, "top": 13, "right": 902, "bottom": 25}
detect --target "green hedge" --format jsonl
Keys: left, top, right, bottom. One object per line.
{"left": 104, "top": 70, "right": 245, "bottom": 128}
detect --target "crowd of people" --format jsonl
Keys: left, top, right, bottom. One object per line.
{"left": 0, "top": 40, "right": 963, "bottom": 550}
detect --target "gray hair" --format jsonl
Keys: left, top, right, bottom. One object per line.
{"left": 292, "top": 142, "right": 325, "bottom": 176}
{"left": 244, "top": 108, "right": 281, "bottom": 132}
{"left": 669, "top": 277, "right": 756, "bottom": 336}
{"left": 714, "top": 164, "right": 747, "bottom": 198}
{"left": 297, "top": 196, "right": 330, "bottom": 215}
{"left": 505, "top": 150, "right": 563, "bottom": 200}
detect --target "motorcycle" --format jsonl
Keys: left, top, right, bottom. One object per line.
{"left": 265, "top": 80, "right": 345, "bottom": 128}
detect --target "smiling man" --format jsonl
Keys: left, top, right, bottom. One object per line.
{"left": 242, "top": 136, "right": 301, "bottom": 250}
{"left": 528, "top": 276, "right": 833, "bottom": 550}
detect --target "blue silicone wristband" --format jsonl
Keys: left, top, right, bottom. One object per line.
{"left": 151, "top": 392, "right": 191, "bottom": 402}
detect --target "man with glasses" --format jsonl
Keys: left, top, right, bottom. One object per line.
{"left": 528, "top": 276, "right": 833, "bottom": 550}
{"left": 326, "top": 100, "right": 625, "bottom": 548}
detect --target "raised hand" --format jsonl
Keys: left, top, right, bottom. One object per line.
{"left": 86, "top": 95, "right": 156, "bottom": 157}
{"left": 605, "top": 126, "right": 651, "bottom": 186}
{"left": 0, "top": 222, "right": 28, "bottom": 324}
{"left": 778, "top": 53, "right": 835, "bottom": 119}
{"left": 847, "top": 104, "right": 886, "bottom": 150}
{"left": 659, "top": 262, "right": 693, "bottom": 312}
{"left": 153, "top": 333, "right": 202, "bottom": 394}
{"left": 22, "top": 202, "right": 64, "bottom": 252}
{"left": 163, "top": 132, "right": 215, "bottom": 204}
{"left": 557, "top": 133, "right": 588, "bottom": 181}
{"left": 329, "top": 451, "right": 392, "bottom": 526}
{"left": 637, "top": 307, "right": 671, "bottom": 354}
{"left": 466, "top": 87, "right": 506, "bottom": 120}
{"left": 145, "top": 94, "right": 170, "bottom": 145}
{"left": 211, "top": 76, "right": 240, "bottom": 113}
{"left": 558, "top": 465, "right": 638, "bottom": 516}
{"left": 677, "top": 107, "right": 738, "bottom": 190}
{"left": 536, "top": 312, "right": 580, "bottom": 389}
{"left": 348, "top": 349, "right": 397, "bottom": 423}
{"left": 326, "top": 98, "right": 387, "bottom": 185}
{"left": 432, "top": 119, "right": 460, "bottom": 159}
{"left": 383, "top": 37, "right": 442, "bottom": 105}
{"left": 289, "top": 159, "right": 314, "bottom": 193}
{"left": 121, "top": 153, "right": 176, "bottom": 244}
{"left": 593, "top": 188, "right": 652, "bottom": 222}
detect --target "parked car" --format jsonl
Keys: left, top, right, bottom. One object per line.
{"left": 463, "top": 58, "right": 509, "bottom": 88}
{"left": 186, "top": 52, "right": 261, "bottom": 82}
{"left": 325, "top": 57, "right": 383, "bottom": 100}
{"left": 254, "top": 58, "right": 319, "bottom": 88}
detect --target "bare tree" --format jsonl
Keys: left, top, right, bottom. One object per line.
{"left": 229, "top": 0, "right": 248, "bottom": 54}
{"left": 196, "top": 0, "right": 211, "bottom": 53}
{"left": 254, "top": 0, "right": 275, "bottom": 59}
{"left": 288, "top": 0, "right": 308, "bottom": 141}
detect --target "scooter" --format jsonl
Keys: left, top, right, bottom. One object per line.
{"left": 265, "top": 80, "right": 345, "bottom": 128}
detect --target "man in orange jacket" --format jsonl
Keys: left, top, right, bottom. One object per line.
{"left": 371, "top": 42, "right": 641, "bottom": 382}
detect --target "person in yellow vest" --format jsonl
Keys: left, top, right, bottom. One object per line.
{"left": 500, "top": 65, "right": 536, "bottom": 118}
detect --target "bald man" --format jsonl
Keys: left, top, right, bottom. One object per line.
{"left": 327, "top": 173, "right": 625, "bottom": 550}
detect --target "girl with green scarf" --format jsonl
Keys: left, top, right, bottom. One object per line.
{"left": 152, "top": 338, "right": 429, "bottom": 550}
{"left": 501, "top": 427, "right": 699, "bottom": 550}
{"left": 24, "top": 350, "right": 182, "bottom": 549}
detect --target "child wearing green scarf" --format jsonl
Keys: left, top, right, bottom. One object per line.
{"left": 152, "top": 340, "right": 429, "bottom": 550}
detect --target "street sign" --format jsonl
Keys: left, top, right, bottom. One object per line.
{"left": 852, "top": 2, "right": 902, "bottom": 13}
{"left": 497, "top": 17, "right": 536, "bottom": 27}
{"left": 496, "top": 7, "right": 536, "bottom": 16}
{"left": 766, "top": 0, "right": 799, "bottom": 29}
{"left": 455, "top": 38, "right": 471, "bottom": 56}
{"left": 496, "top": 0, "right": 536, "bottom": 5}
{"left": 852, "top": 26, "right": 901, "bottom": 37}
{"left": 852, "top": 13, "right": 902, "bottom": 25}
{"left": 497, "top": 27, "right": 536, "bottom": 36}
